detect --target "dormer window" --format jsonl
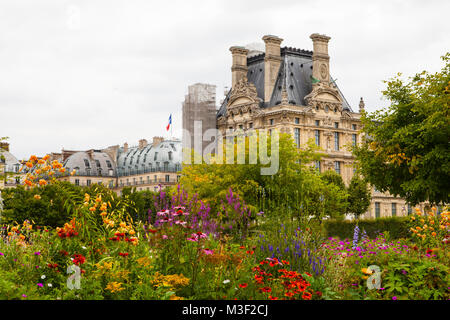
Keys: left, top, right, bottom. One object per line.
{"left": 95, "top": 160, "right": 101, "bottom": 168}
{"left": 84, "top": 159, "right": 90, "bottom": 167}
{"left": 106, "top": 160, "right": 112, "bottom": 168}
{"left": 168, "top": 151, "right": 172, "bottom": 161}
{"left": 154, "top": 152, "right": 158, "bottom": 161}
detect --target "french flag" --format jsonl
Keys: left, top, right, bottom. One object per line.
{"left": 166, "top": 114, "right": 172, "bottom": 131}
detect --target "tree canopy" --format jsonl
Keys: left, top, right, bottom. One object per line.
{"left": 353, "top": 53, "right": 450, "bottom": 205}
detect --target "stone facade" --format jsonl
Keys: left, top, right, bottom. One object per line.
{"left": 215, "top": 33, "right": 418, "bottom": 219}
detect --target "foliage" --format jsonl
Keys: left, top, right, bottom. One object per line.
{"left": 323, "top": 216, "right": 410, "bottom": 240}
{"left": 346, "top": 174, "right": 372, "bottom": 218}
{"left": 353, "top": 53, "right": 450, "bottom": 205}
{"left": 407, "top": 207, "right": 449, "bottom": 249}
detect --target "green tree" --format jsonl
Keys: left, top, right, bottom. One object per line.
{"left": 346, "top": 174, "right": 372, "bottom": 219}
{"left": 353, "top": 53, "right": 450, "bottom": 205}
{"left": 180, "top": 132, "right": 348, "bottom": 220}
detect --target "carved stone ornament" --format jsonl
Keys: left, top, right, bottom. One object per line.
{"left": 227, "top": 76, "right": 259, "bottom": 107}
{"left": 304, "top": 81, "right": 343, "bottom": 113}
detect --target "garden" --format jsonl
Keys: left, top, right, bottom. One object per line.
{"left": 0, "top": 154, "right": 448, "bottom": 300}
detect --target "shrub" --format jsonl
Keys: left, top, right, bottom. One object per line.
{"left": 323, "top": 217, "right": 410, "bottom": 240}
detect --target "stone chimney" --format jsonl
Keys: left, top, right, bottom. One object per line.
{"left": 138, "top": 139, "right": 148, "bottom": 150}
{"left": 152, "top": 136, "right": 164, "bottom": 147}
{"left": 230, "top": 46, "right": 249, "bottom": 88}
{"left": 262, "top": 35, "right": 283, "bottom": 102}
{"left": 359, "top": 97, "right": 365, "bottom": 113}
{"left": 123, "top": 142, "right": 128, "bottom": 153}
{"left": 310, "top": 33, "right": 331, "bottom": 85}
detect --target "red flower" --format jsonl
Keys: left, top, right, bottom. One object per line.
{"left": 302, "top": 292, "right": 312, "bottom": 300}
{"left": 60, "top": 250, "right": 69, "bottom": 256}
{"left": 119, "top": 252, "right": 129, "bottom": 257}
{"left": 148, "top": 229, "right": 157, "bottom": 234}
{"left": 316, "top": 291, "right": 322, "bottom": 298}
{"left": 72, "top": 254, "right": 86, "bottom": 265}
{"left": 239, "top": 246, "right": 245, "bottom": 249}
{"left": 426, "top": 249, "right": 433, "bottom": 255}
{"left": 261, "top": 287, "right": 272, "bottom": 293}
{"left": 238, "top": 283, "right": 248, "bottom": 288}
{"left": 246, "top": 250, "right": 254, "bottom": 255}
{"left": 268, "top": 295, "right": 278, "bottom": 300}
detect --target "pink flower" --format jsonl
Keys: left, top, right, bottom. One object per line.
{"left": 37, "top": 283, "right": 43, "bottom": 287}
{"left": 202, "top": 249, "right": 213, "bottom": 255}
{"left": 392, "top": 296, "right": 397, "bottom": 300}
{"left": 162, "top": 235, "right": 168, "bottom": 240}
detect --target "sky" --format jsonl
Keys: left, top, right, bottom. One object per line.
{"left": 1, "top": 0, "right": 449, "bottom": 160}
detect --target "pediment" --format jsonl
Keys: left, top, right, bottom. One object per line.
{"left": 229, "top": 96, "right": 253, "bottom": 107}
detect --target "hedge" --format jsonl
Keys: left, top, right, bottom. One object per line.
{"left": 323, "top": 216, "right": 411, "bottom": 240}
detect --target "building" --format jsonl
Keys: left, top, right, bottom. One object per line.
{"left": 9, "top": 137, "right": 182, "bottom": 194}
{"left": 0, "top": 142, "right": 22, "bottom": 189}
{"left": 182, "top": 83, "right": 217, "bottom": 158}
{"left": 210, "top": 33, "right": 419, "bottom": 219}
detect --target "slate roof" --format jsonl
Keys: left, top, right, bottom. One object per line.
{"left": 217, "top": 47, "right": 352, "bottom": 118}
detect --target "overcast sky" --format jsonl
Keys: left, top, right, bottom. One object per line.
{"left": 1, "top": 0, "right": 449, "bottom": 160}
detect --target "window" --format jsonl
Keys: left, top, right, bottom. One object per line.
{"left": 352, "top": 124, "right": 357, "bottom": 130}
{"left": 294, "top": 128, "right": 300, "bottom": 148}
{"left": 375, "top": 202, "right": 380, "bottom": 218}
{"left": 325, "top": 106, "right": 329, "bottom": 112}
{"left": 168, "top": 152, "right": 172, "bottom": 161}
{"left": 133, "top": 178, "right": 136, "bottom": 185}
{"left": 269, "top": 119, "right": 274, "bottom": 125}
{"left": 239, "top": 124, "right": 243, "bottom": 130}
{"left": 352, "top": 134, "right": 357, "bottom": 146}
{"left": 86, "top": 179, "right": 91, "bottom": 186}
{"left": 177, "top": 175, "right": 181, "bottom": 182}
{"left": 95, "top": 160, "right": 101, "bottom": 168}
{"left": 314, "top": 130, "right": 320, "bottom": 146}
{"left": 334, "top": 122, "right": 339, "bottom": 129}
{"left": 407, "top": 204, "right": 412, "bottom": 215}
{"left": 165, "top": 175, "right": 170, "bottom": 182}
{"left": 109, "top": 181, "right": 114, "bottom": 188}
{"left": 334, "top": 161, "right": 341, "bottom": 174}
{"left": 164, "top": 162, "right": 169, "bottom": 171}
{"left": 147, "top": 176, "right": 150, "bottom": 183}
{"left": 156, "top": 162, "right": 160, "bottom": 171}
{"left": 140, "top": 177, "right": 143, "bottom": 184}
{"left": 392, "top": 203, "right": 397, "bottom": 217}
{"left": 84, "top": 159, "right": 90, "bottom": 167}
{"left": 249, "top": 122, "right": 253, "bottom": 129}
{"left": 154, "top": 152, "right": 158, "bottom": 161}
{"left": 315, "top": 120, "right": 320, "bottom": 126}
{"left": 75, "top": 179, "right": 80, "bottom": 186}
{"left": 154, "top": 175, "right": 157, "bottom": 182}
{"left": 334, "top": 132, "right": 339, "bottom": 151}
{"left": 315, "top": 160, "right": 321, "bottom": 173}
{"left": 295, "top": 117, "right": 299, "bottom": 124}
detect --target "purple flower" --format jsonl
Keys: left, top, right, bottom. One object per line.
{"left": 22, "top": 294, "right": 27, "bottom": 298}
{"left": 0, "top": 252, "right": 4, "bottom": 256}
{"left": 392, "top": 296, "right": 397, "bottom": 300}
{"left": 37, "top": 283, "right": 43, "bottom": 288}
{"left": 34, "top": 251, "right": 41, "bottom": 255}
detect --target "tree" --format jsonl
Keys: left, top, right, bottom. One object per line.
{"left": 180, "top": 132, "right": 348, "bottom": 220}
{"left": 353, "top": 53, "right": 450, "bottom": 205}
{"left": 347, "top": 174, "right": 372, "bottom": 219}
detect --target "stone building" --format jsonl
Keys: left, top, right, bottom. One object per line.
{"left": 22, "top": 137, "right": 182, "bottom": 194}
{"left": 0, "top": 142, "right": 22, "bottom": 189}
{"left": 214, "top": 33, "right": 418, "bottom": 219}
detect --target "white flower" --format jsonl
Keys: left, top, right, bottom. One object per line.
{"left": 82, "top": 246, "right": 87, "bottom": 250}
{"left": 48, "top": 283, "right": 53, "bottom": 287}
{"left": 41, "top": 275, "right": 46, "bottom": 279}
{"left": 223, "top": 279, "right": 230, "bottom": 284}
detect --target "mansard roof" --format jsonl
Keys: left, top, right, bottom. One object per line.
{"left": 217, "top": 47, "right": 352, "bottom": 118}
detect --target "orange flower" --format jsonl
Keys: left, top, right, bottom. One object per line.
{"left": 38, "top": 159, "right": 45, "bottom": 165}
{"left": 42, "top": 154, "right": 50, "bottom": 161}
{"left": 34, "top": 194, "right": 41, "bottom": 200}
{"left": 24, "top": 180, "right": 33, "bottom": 187}
{"left": 38, "top": 179, "right": 47, "bottom": 186}
{"left": 59, "top": 168, "right": 66, "bottom": 173}
{"left": 29, "top": 155, "right": 38, "bottom": 162}
{"left": 25, "top": 162, "right": 33, "bottom": 168}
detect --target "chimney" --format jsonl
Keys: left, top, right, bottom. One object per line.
{"left": 123, "top": 142, "right": 128, "bottom": 153}
{"left": 310, "top": 33, "right": 331, "bottom": 85}
{"left": 152, "top": 136, "right": 164, "bottom": 147}
{"left": 138, "top": 139, "right": 148, "bottom": 149}
{"left": 262, "top": 35, "right": 283, "bottom": 102}
{"left": 359, "top": 97, "right": 365, "bottom": 112}
{"left": 230, "top": 46, "right": 249, "bottom": 88}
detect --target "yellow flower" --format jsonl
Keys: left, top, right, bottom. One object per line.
{"left": 89, "top": 206, "right": 96, "bottom": 212}
{"left": 34, "top": 194, "right": 41, "bottom": 200}
{"left": 120, "top": 222, "right": 126, "bottom": 228}
{"left": 361, "top": 268, "right": 373, "bottom": 275}
{"left": 105, "top": 282, "right": 124, "bottom": 293}
{"left": 411, "top": 217, "right": 415, "bottom": 221}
